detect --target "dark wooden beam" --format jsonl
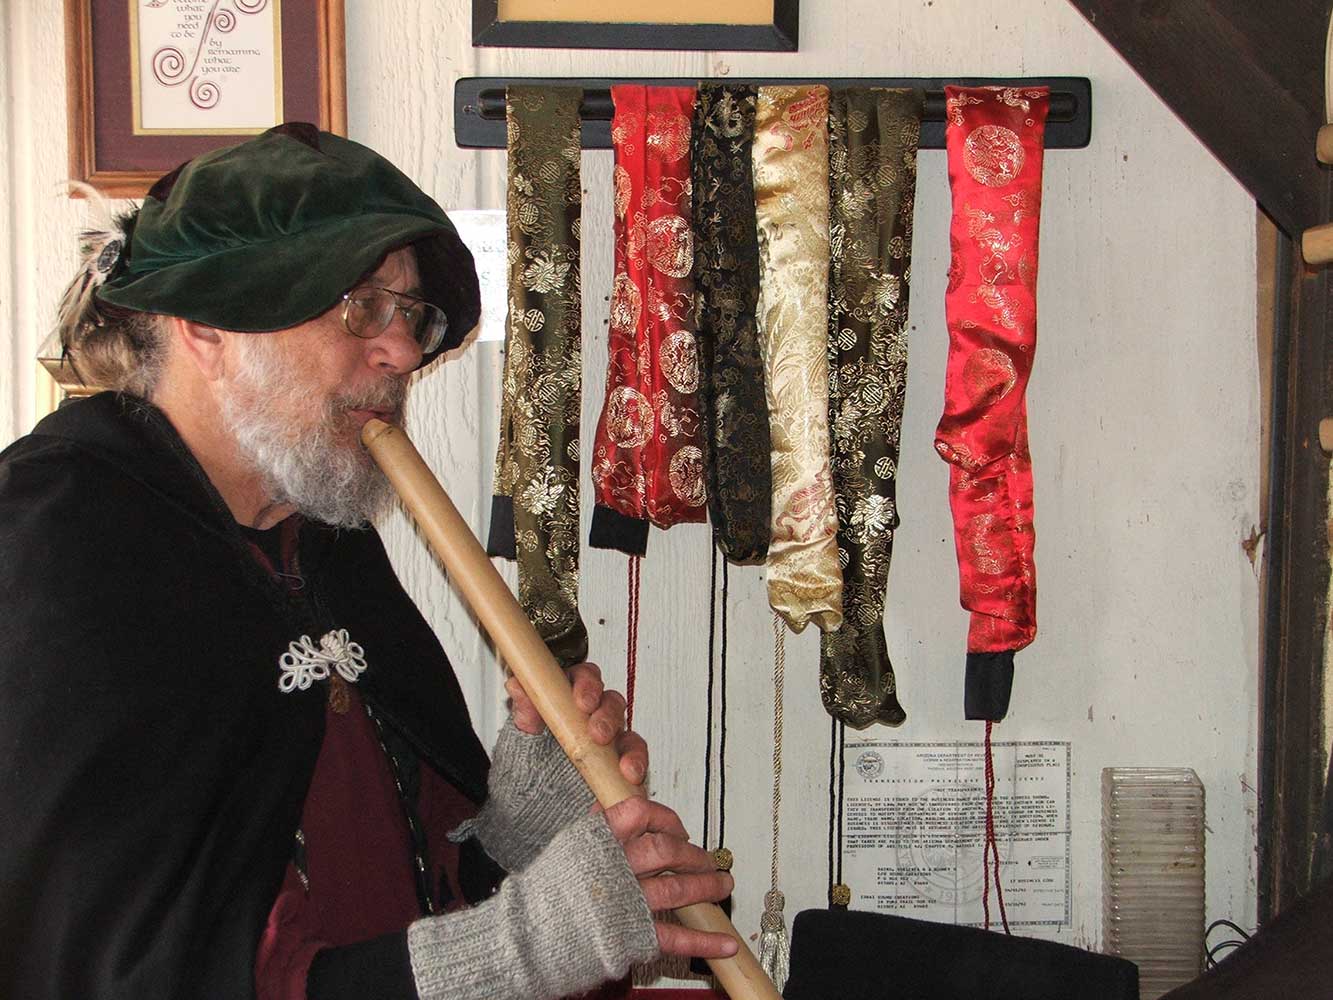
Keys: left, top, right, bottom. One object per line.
{"left": 1260, "top": 177, "right": 1333, "bottom": 919}
{"left": 1070, "top": 0, "right": 1333, "bottom": 919}
{"left": 1067, "top": 0, "right": 1328, "bottom": 238}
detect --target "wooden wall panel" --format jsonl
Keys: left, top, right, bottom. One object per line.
{"left": 1066, "top": 0, "right": 1328, "bottom": 238}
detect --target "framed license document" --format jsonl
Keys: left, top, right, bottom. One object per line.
{"left": 65, "top": 0, "right": 346, "bottom": 197}
{"left": 472, "top": 0, "right": 799, "bottom": 51}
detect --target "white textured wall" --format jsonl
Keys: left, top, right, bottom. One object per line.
{"left": 2, "top": 0, "right": 1259, "bottom": 974}
{"left": 2, "top": 0, "right": 86, "bottom": 435}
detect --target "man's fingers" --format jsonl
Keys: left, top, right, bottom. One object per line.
{"left": 602, "top": 797, "right": 650, "bottom": 842}
{"left": 655, "top": 923, "right": 739, "bottom": 960}
{"left": 625, "top": 833, "right": 722, "bottom": 879}
{"left": 604, "top": 797, "right": 690, "bottom": 843}
{"left": 587, "top": 688, "right": 626, "bottom": 744}
{"left": 641, "top": 871, "right": 735, "bottom": 912}
{"left": 568, "top": 662, "right": 604, "bottom": 714}
{"left": 616, "top": 730, "right": 649, "bottom": 785}
{"left": 504, "top": 676, "right": 544, "bottom": 734}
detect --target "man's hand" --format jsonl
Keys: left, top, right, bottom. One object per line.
{"left": 603, "top": 797, "right": 739, "bottom": 960}
{"left": 506, "top": 662, "right": 648, "bottom": 788}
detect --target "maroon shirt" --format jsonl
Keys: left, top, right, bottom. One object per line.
{"left": 242, "top": 520, "right": 631, "bottom": 1000}
{"left": 242, "top": 520, "right": 479, "bottom": 1000}
{"left": 255, "top": 685, "right": 479, "bottom": 999}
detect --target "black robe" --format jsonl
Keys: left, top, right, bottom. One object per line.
{"left": 0, "top": 392, "right": 493, "bottom": 999}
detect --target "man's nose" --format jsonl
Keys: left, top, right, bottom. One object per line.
{"left": 368, "top": 309, "right": 423, "bottom": 374}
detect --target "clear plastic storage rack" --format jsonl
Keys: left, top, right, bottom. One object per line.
{"left": 1101, "top": 767, "right": 1206, "bottom": 999}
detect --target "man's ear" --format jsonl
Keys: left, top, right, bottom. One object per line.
{"left": 168, "top": 316, "right": 228, "bottom": 381}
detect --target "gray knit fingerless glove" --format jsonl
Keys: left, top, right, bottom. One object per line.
{"left": 409, "top": 811, "right": 659, "bottom": 1000}
{"left": 451, "top": 719, "right": 596, "bottom": 872}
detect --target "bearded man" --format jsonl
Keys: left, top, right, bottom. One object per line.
{"left": 0, "top": 124, "right": 734, "bottom": 1000}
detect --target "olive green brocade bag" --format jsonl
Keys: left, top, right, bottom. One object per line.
{"left": 488, "top": 86, "right": 589, "bottom": 668}
{"left": 821, "top": 88, "right": 923, "bottom": 727}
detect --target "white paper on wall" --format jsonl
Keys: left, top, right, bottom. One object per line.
{"left": 448, "top": 210, "right": 508, "bottom": 345}
{"left": 841, "top": 739, "right": 1072, "bottom": 935}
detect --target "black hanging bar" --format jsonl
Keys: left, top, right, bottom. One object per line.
{"left": 454, "top": 77, "right": 1092, "bottom": 151}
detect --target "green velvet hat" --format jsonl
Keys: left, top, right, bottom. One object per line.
{"left": 96, "top": 123, "right": 480, "bottom": 368}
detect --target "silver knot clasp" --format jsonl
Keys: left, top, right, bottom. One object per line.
{"left": 278, "top": 628, "right": 368, "bottom": 693}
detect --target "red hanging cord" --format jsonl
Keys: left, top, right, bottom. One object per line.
{"left": 625, "top": 555, "right": 641, "bottom": 730}
{"left": 982, "top": 720, "right": 1011, "bottom": 933}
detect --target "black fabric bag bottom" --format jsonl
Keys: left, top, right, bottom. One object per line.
{"left": 589, "top": 504, "right": 650, "bottom": 556}
{"left": 783, "top": 909, "right": 1138, "bottom": 1000}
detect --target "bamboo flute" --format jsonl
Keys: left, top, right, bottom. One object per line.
{"left": 362, "top": 418, "right": 781, "bottom": 1000}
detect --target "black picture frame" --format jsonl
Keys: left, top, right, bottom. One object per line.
{"left": 471, "top": 0, "right": 798, "bottom": 51}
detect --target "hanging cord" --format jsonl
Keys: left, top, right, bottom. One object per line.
{"left": 694, "top": 548, "right": 734, "bottom": 979}
{"left": 836, "top": 720, "right": 847, "bottom": 896}
{"left": 826, "top": 717, "right": 850, "bottom": 907}
{"left": 981, "top": 720, "right": 1010, "bottom": 933}
{"left": 701, "top": 547, "right": 733, "bottom": 869}
{"left": 837, "top": 720, "right": 847, "bottom": 885}
{"left": 759, "top": 612, "right": 790, "bottom": 991}
{"left": 703, "top": 543, "right": 718, "bottom": 850}
{"left": 625, "top": 555, "right": 641, "bottom": 729}
{"left": 827, "top": 715, "right": 837, "bottom": 892}
{"left": 718, "top": 559, "right": 729, "bottom": 850}
{"left": 826, "top": 717, "right": 851, "bottom": 908}
{"left": 769, "top": 614, "right": 785, "bottom": 892}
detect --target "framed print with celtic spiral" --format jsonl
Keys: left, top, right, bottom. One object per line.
{"left": 65, "top": 0, "right": 346, "bottom": 197}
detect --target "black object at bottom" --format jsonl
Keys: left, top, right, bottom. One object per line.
{"left": 964, "top": 651, "right": 1015, "bottom": 721}
{"left": 1159, "top": 875, "right": 1333, "bottom": 998}
{"left": 589, "top": 504, "right": 650, "bottom": 556}
{"left": 783, "top": 909, "right": 1138, "bottom": 1000}
{"left": 486, "top": 495, "right": 517, "bottom": 559}
{"left": 307, "top": 932, "right": 416, "bottom": 1000}
{"left": 459, "top": 834, "right": 508, "bottom": 905}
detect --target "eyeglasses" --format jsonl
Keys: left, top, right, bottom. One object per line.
{"left": 340, "top": 285, "right": 449, "bottom": 355}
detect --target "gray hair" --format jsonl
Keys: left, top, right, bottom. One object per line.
{"left": 55, "top": 185, "right": 169, "bottom": 397}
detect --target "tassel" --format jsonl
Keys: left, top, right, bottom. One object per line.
{"left": 758, "top": 888, "right": 790, "bottom": 992}
{"left": 760, "top": 615, "right": 790, "bottom": 991}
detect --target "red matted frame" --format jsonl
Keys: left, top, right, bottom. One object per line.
{"left": 64, "top": 0, "right": 346, "bottom": 198}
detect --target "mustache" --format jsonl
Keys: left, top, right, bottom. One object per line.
{"left": 334, "top": 378, "right": 408, "bottom": 417}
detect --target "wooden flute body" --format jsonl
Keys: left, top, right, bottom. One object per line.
{"left": 361, "top": 419, "right": 781, "bottom": 1000}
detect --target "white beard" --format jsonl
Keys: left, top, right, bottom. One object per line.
{"left": 218, "top": 333, "right": 407, "bottom": 529}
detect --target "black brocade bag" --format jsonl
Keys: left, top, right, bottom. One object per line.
{"left": 782, "top": 909, "right": 1138, "bottom": 1000}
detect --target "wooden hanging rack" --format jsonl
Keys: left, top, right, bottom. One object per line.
{"left": 453, "top": 76, "right": 1092, "bottom": 150}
